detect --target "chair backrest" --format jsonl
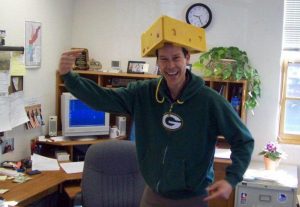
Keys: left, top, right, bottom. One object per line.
{"left": 81, "top": 140, "right": 145, "bottom": 207}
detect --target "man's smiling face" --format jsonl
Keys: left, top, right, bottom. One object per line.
{"left": 157, "top": 44, "right": 190, "bottom": 92}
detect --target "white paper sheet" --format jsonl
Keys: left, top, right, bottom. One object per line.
{"left": 9, "top": 91, "right": 29, "bottom": 128}
{"left": 60, "top": 161, "right": 84, "bottom": 174}
{"left": 0, "top": 71, "right": 9, "bottom": 96}
{"left": 0, "top": 97, "right": 11, "bottom": 131}
{"left": 31, "top": 153, "right": 60, "bottom": 171}
{"left": 4, "top": 201, "right": 18, "bottom": 206}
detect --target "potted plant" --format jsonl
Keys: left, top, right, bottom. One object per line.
{"left": 193, "top": 46, "right": 261, "bottom": 113}
{"left": 258, "top": 141, "right": 287, "bottom": 170}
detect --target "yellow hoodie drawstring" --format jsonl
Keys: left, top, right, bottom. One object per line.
{"left": 155, "top": 78, "right": 165, "bottom": 104}
{"left": 176, "top": 99, "right": 184, "bottom": 104}
{"left": 155, "top": 78, "right": 185, "bottom": 111}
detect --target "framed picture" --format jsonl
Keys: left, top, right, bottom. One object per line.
{"left": 153, "top": 65, "right": 161, "bottom": 75}
{"left": 72, "top": 48, "right": 89, "bottom": 70}
{"left": 9, "top": 76, "right": 23, "bottom": 93}
{"left": 127, "top": 61, "right": 146, "bottom": 74}
{"left": 25, "top": 21, "right": 41, "bottom": 68}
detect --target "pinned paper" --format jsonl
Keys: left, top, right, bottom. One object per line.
{"left": 24, "top": 104, "right": 45, "bottom": 130}
{"left": 1, "top": 137, "right": 14, "bottom": 154}
{"left": 10, "top": 51, "right": 26, "bottom": 76}
{"left": 0, "top": 52, "right": 11, "bottom": 71}
{"left": 0, "top": 71, "right": 9, "bottom": 96}
{"left": 0, "top": 92, "right": 29, "bottom": 132}
{"left": 9, "top": 91, "right": 29, "bottom": 128}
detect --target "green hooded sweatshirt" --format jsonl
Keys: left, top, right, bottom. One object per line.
{"left": 62, "top": 70, "right": 254, "bottom": 199}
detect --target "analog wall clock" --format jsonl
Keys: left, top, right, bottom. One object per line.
{"left": 186, "top": 3, "right": 212, "bottom": 28}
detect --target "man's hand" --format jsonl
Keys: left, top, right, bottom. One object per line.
{"left": 203, "top": 180, "right": 233, "bottom": 201}
{"left": 58, "top": 49, "right": 84, "bottom": 75}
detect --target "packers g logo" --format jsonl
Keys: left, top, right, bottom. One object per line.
{"left": 162, "top": 113, "right": 183, "bottom": 131}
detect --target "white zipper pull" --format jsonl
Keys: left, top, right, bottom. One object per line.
{"left": 169, "top": 103, "right": 175, "bottom": 113}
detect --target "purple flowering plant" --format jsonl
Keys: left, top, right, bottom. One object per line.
{"left": 258, "top": 142, "right": 286, "bottom": 161}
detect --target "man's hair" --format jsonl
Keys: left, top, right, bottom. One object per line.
{"left": 156, "top": 47, "right": 189, "bottom": 58}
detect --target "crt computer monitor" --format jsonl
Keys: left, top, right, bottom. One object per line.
{"left": 61, "top": 92, "right": 110, "bottom": 137}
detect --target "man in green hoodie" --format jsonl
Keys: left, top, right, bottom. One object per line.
{"left": 59, "top": 43, "right": 254, "bottom": 207}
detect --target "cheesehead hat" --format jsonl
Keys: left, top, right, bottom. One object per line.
{"left": 141, "top": 15, "right": 207, "bottom": 57}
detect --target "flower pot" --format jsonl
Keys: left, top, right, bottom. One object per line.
{"left": 264, "top": 156, "right": 280, "bottom": 171}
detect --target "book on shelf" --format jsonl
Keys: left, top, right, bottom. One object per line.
{"left": 218, "top": 85, "right": 225, "bottom": 95}
{"left": 111, "top": 78, "right": 137, "bottom": 87}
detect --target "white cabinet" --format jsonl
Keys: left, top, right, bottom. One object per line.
{"left": 235, "top": 161, "right": 298, "bottom": 207}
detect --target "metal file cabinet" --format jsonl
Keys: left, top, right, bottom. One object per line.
{"left": 235, "top": 180, "right": 296, "bottom": 207}
{"left": 234, "top": 161, "right": 298, "bottom": 207}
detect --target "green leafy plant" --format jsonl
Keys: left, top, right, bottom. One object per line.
{"left": 193, "top": 46, "right": 261, "bottom": 112}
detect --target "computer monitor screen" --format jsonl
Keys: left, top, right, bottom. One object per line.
{"left": 61, "top": 93, "right": 110, "bottom": 137}
{"left": 69, "top": 100, "right": 105, "bottom": 127}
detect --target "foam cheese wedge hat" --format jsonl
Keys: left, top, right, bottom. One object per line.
{"left": 141, "top": 15, "right": 207, "bottom": 57}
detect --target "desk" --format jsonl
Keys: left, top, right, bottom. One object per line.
{"left": 36, "top": 136, "right": 126, "bottom": 161}
{"left": 3, "top": 144, "right": 233, "bottom": 207}
{"left": 209, "top": 157, "right": 235, "bottom": 207}
{"left": 1, "top": 170, "right": 81, "bottom": 206}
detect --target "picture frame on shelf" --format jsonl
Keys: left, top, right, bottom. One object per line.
{"left": 127, "top": 61, "right": 146, "bottom": 74}
{"left": 72, "top": 48, "right": 89, "bottom": 70}
{"left": 153, "top": 65, "right": 161, "bottom": 75}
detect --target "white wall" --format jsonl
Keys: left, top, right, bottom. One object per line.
{"left": 71, "top": 0, "right": 161, "bottom": 70}
{"left": 1, "top": 0, "right": 299, "bottom": 167}
{"left": 0, "top": 0, "right": 74, "bottom": 161}
{"left": 72, "top": 0, "right": 298, "bottom": 164}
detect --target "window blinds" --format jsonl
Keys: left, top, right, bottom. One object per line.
{"left": 283, "top": 0, "right": 300, "bottom": 51}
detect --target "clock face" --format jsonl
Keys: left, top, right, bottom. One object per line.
{"left": 186, "top": 3, "right": 212, "bottom": 28}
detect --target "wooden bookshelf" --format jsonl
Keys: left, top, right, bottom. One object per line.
{"left": 56, "top": 71, "right": 247, "bottom": 132}
{"left": 56, "top": 70, "right": 159, "bottom": 135}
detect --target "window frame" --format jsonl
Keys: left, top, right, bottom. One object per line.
{"left": 278, "top": 57, "right": 300, "bottom": 144}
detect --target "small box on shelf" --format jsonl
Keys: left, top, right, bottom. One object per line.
{"left": 55, "top": 150, "right": 70, "bottom": 162}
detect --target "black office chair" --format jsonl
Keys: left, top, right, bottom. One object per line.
{"left": 74, "top": 140, "right": 145, "bottom": 207}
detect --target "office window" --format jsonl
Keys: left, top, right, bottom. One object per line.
{"left": 279, "top": 61, "right": 300, "bottom": 143}
{"left": 279, "top": 0, "right": 300, "bottom": 143}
